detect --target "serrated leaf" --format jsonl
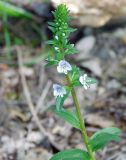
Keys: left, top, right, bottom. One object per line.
{"left": 0, "top": 1, "right": 32, "bottom": 18}
{"left": 89, "top": 127, "right": 121, "bottom": 151}
{"left": 52, "top": 108, "right": 81, "bottom": 130}
{"left": 50, "top": 149, "right": 89, "bottom": 160}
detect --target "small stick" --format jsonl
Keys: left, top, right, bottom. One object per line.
{"left": 36, "top": 80, "right": 52, "bottom": 113}
{"left": 17, "top": 46, "right": 47, "bottom": 135}
{"left": 17, "top": 46, "right": 62, "bottom": 150}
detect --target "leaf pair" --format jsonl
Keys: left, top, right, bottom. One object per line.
{"left": 89, "top": 127, "right": 121, "bottom": 151}
{"left": 50, "top": 149, "right": 89, "bottom": 160}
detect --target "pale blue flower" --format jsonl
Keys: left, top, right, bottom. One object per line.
{"left": 53, "top": 84, "right": 66, "bottom": 97}
{"left": 57, "top": 60, "right": 72, "bottom": 74}
{"left": 79, "top": 74, "right": 90, "bottom": 90}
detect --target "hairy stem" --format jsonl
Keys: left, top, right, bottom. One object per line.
{"left": 66, "top": 75, "right": 96, "bottom": 160}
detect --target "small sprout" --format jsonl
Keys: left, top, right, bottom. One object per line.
{"left": 57, "top": 60, "right": 72, "bottom": 74}
{"left": 53, "top": 84, "right": 66, "bottom": 97}
{"left": 79, "top": 74, "right": 90, "bottom": 90}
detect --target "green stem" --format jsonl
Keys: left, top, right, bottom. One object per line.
{"left": 66, "top": 75, "right": 96, "bottom": 160}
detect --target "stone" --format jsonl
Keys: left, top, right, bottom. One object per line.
{"left": 51, "top": 0, "right": 126, "bottom": 27}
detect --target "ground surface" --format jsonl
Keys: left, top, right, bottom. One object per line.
{"left": 0, "top": 1, "right": 126, "bottom": 160}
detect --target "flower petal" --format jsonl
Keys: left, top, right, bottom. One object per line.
{"left": 57, "top": 66, "right": 62, "bottom": 73}
{"left": 79, "top": 76, "right": 84, "bottom": 85}
{"left": 84, "top": 83, "right": 88, "bottom": 90}
{"left": 83, "top": 74, "right": 87, "bottom": 80}
{"left": 53, "top": 84, "right": 66, "bottom": 97}
{"left": 57, "top": 60, "right": 72, "bottom": 74}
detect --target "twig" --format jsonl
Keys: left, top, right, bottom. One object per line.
{"left": 17, "top": 46, "right": 47, "bottom": 135}
{"left": 41, "top": 99, "right": 55, "bottom": 113}
{"left": 36, "top": 80, "right": 52, "bottom": 113}
{"left": 17, "top": 46, "right": 62, "bottom": 150}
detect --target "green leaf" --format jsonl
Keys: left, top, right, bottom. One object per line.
{"left": 52, "top": 107, "right": 81, "bottom": 130}
{"left": 48, "top": 26, "right": 55, "bottom": 32}
{"left": 86, "top": 77, "right": 97, "bottom": 85}
{"left": 70, "top": 66, "right": 81, "bottom": 86}
{"left": 48, "top": 22, "right": 55, "bottom": 27}
{"left": 63, "top": 158, "right": 86, "bottom": 160}
{"left": 92, "top": 127, "right": 121, "bottom": 137}
{"left": 50, "top": 149, "right": 89, "bottom": 160}
{"left": 0, "top": 1, "right": 32, "bottom": 18}
{"left": 64, "top": 44, "right": 77, "bottom": 55}
{"left": 68, "top": 27, "right": 77, "bottom": 33}
{"left": 55, "top": 90, "right": 70, "bottom": 111}
{"left": 89, "top": 127, "right": 121, "bottom": 151}
{"left": 72, "top": 81, "right": 81, "bottom": 87}
{"left": 46, "top": 58, "right": 58, "bottom": 66}
{"left": 46, "top": 40, "right": 55, "bottom": 45}
{"left": 65, "top": 47, "right": 77, "bottom": 55}
{"left": 56, "top": 96, "right": 65, "bottom": 111}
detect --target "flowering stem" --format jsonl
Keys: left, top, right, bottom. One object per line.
{"left": 66, "top": 75, "right": 96, "bottom": 160}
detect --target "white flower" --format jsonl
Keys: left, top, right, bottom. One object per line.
{"left": 79, "top": 74, "right": 90, "bottom": 90}
{"left": 57, "top": 60, "right": 72, "bottom": 74}
{"left": 53, "top": 84, "right": 66, "bottom": 97}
